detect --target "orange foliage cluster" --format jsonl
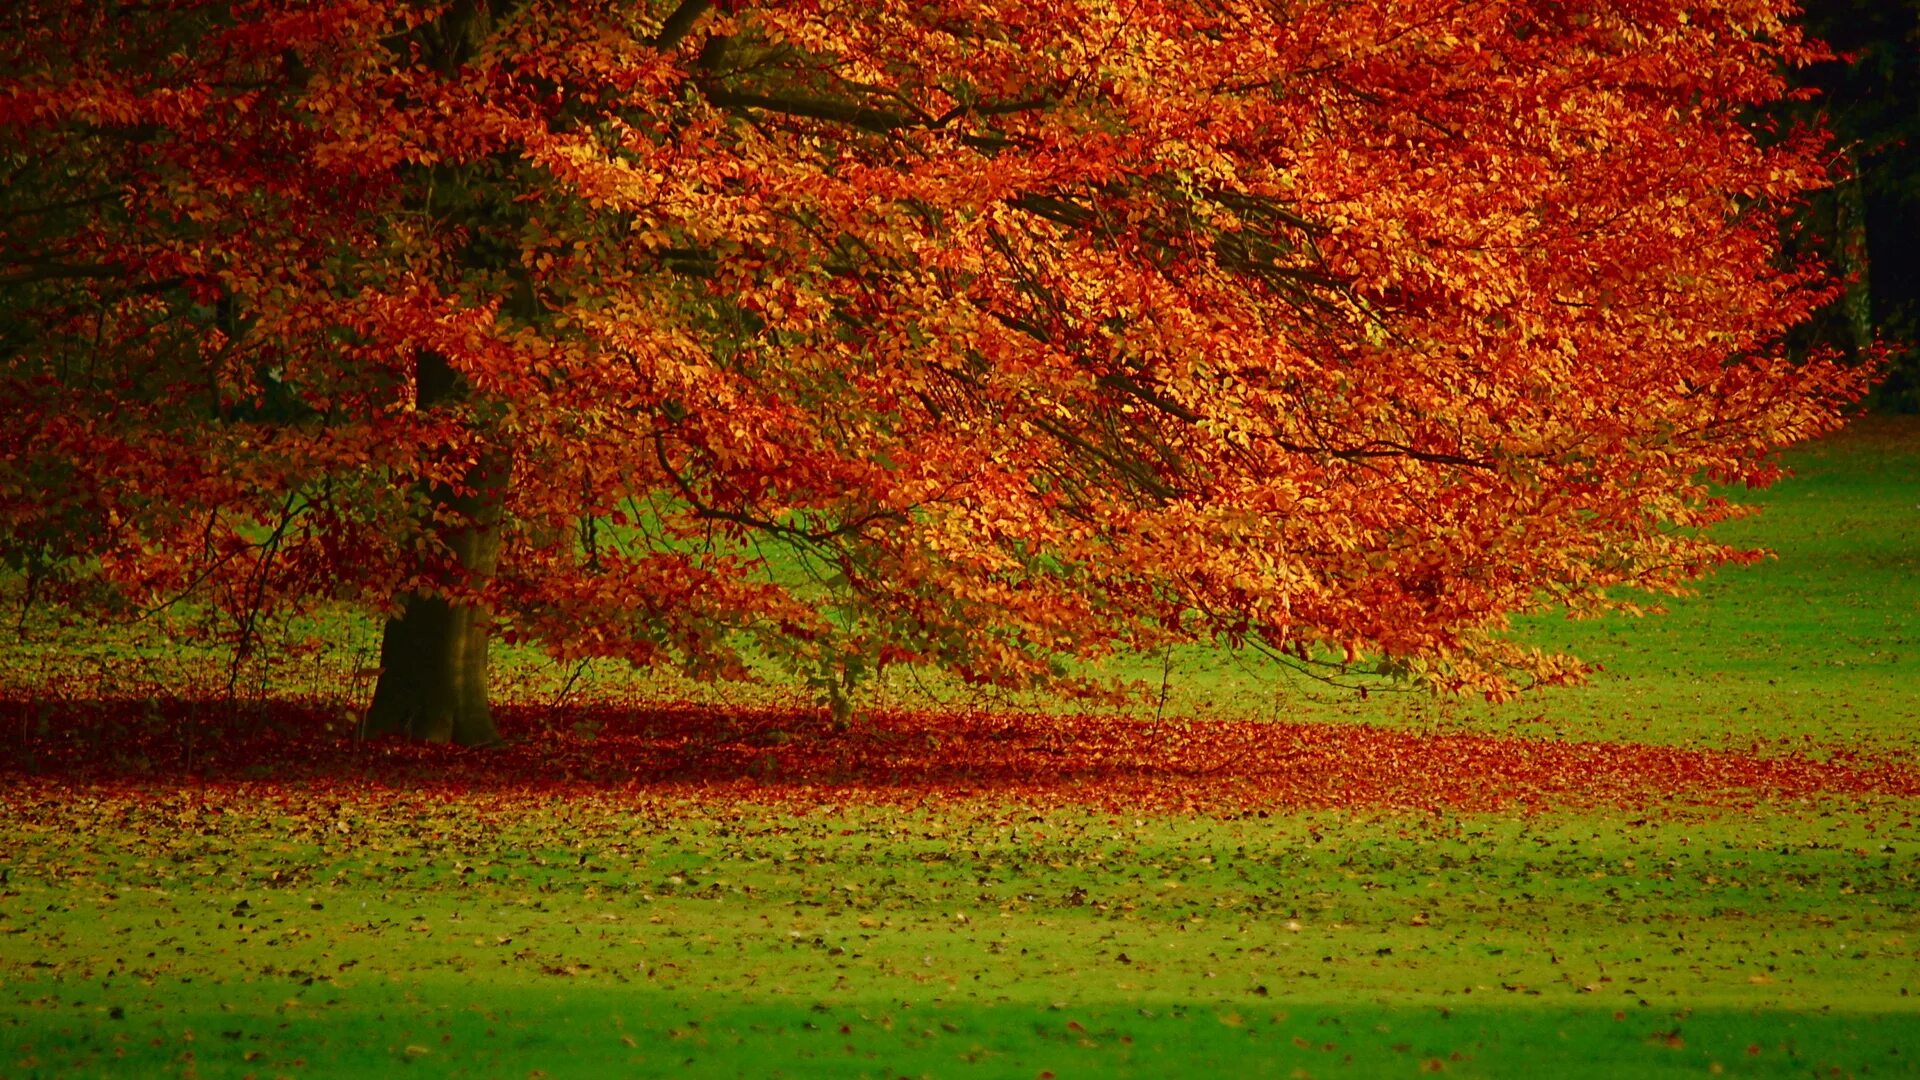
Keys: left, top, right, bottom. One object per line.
{"left": 0, "top": 0, "right": 1867, "bottom": 702}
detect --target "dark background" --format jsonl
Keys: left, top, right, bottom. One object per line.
{"left": 1798, "top": 0, "right": 1920, "bottom": 409}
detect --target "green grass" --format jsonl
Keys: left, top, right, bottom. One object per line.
{"left": 14, "top": 992, "right": 1917, "bottom": 1078}
{"left": 4, "top": 800, "right": 1917, "bottom": 1076}
{"left": 1423, "top": 418, "right": 1920, "bottom": 750}
{"left": 4, "top": 418, "right": 1919, "bottom": 1077}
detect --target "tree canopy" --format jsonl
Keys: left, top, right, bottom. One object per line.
{"left": 0, "top": 0, "right": 1867, "bottom": 739}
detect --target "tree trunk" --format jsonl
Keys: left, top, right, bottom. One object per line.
{"left": 358, "top": 4, "right": 537, "bottom": 745}
{"left": 1834, "top": 156, "right": 1873, "bottom": 360}
{"left": 364, "top": 351, "right": 510, "bottom": 746}
{"left": 365, "top": 592, "right": 498, "bottom": 745}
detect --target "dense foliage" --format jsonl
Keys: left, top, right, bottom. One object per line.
{"left": 0, "top": 0, "right": 1866, "bottom": 732}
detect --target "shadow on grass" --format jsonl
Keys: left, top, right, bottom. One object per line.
{"left": 4, "top": 695, "right": 1917, "bottom": 813}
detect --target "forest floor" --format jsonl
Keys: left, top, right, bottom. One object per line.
{"left": 1, "top": 418, "right": 1917, "bottom": 1078}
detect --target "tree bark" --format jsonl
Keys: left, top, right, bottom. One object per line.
{"left": 364, "top": 351, "right": 510, "bottom": 746}
{"left": 1834, "top": 154, "right": 1873, "bottom": 360}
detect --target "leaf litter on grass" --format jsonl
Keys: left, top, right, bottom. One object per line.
{"left": 7, "top": 696, "right": 1919, "bottom": 814}
{"left": 6, "top": 694, "right": 1920, "bottom": 1074}
{"left": 3, "top": 773, "right": 1917, "bottom": 1077}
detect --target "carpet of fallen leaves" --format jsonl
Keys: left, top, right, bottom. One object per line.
{"left": 4, "top": 697, "right": 1915, "bottom": 814}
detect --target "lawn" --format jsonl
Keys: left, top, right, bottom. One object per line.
{"left": 2, "top": 419, "right": 1918, "bottom": 1078}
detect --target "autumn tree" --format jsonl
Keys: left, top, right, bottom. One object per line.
{"left": 0, "top": 0, "right": 1866, "bottom": 744}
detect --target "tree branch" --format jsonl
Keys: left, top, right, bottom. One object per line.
{"left": 651, "top": 0, "right": 713, "bottom": 50}
{"left": 651, "top": 430, "right": 904, "bottom": 545}
{"left": 702, "top": 87, "right": 909, "bottom": 134}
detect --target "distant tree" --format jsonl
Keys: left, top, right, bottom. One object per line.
{"left": 0, "top": 0, "right": 1866, "bottom": 743}
{"left": 1796, "top": 0, "right": 1920, "bottom": 408}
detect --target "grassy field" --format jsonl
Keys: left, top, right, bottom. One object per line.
{"left": 3, "top": 418, "right": 1918, "bottom": 1078}
{"left": 5, "top": 792, "right": 1916, "bottom": 1077}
